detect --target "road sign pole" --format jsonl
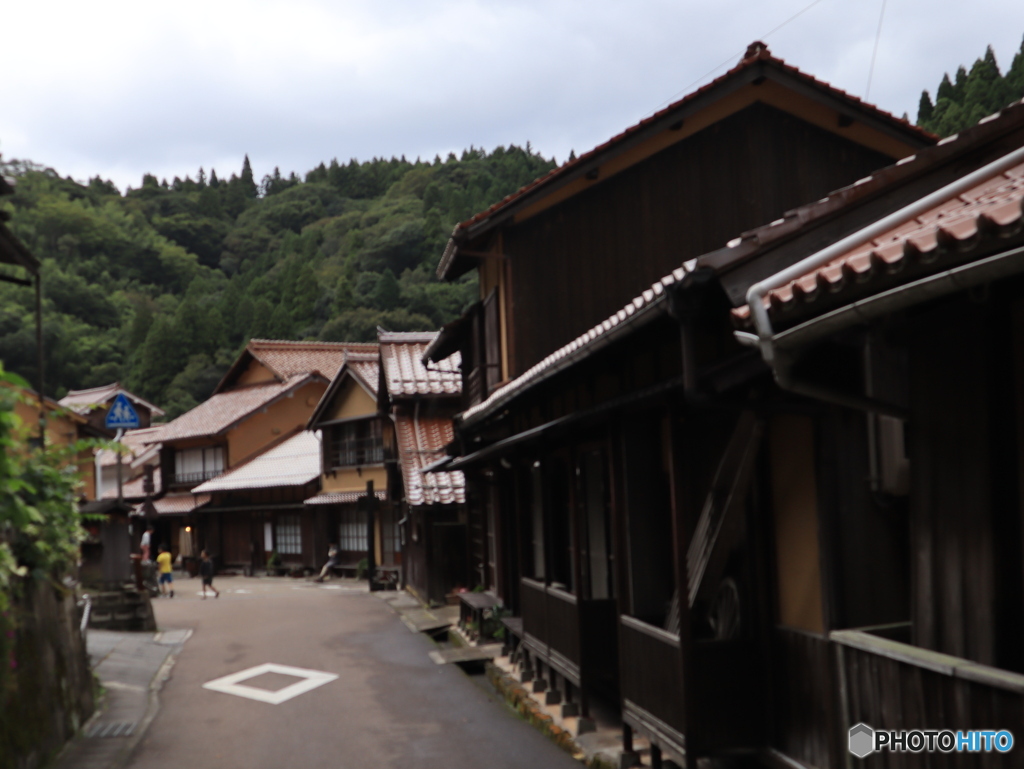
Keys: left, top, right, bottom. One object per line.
{"left": 116, "top": 428, "right": 125, "bottom": 506}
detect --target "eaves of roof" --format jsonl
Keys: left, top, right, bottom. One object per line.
{"left": 459, "top": 264, "right": 703, "bottom": 429}
{"left": 307, "top": 355, "right": 381, "bottom": 430}
{"left": 156, "top": 374, "right": 322, "bottom": 443}
{"left": 193, "top": 430, "right": 321, "bottom": 493}
{"left": 733, "top": 154, "right": 1024, "bottom": 331}
{"left": 59, "top": 382, "right": 166, "bottom": 417}
{"left": 437, "top": 43, "right": 935, "bottom": 280}
{"left": 701, "top": 98, "right": 1024, "bottom": 301}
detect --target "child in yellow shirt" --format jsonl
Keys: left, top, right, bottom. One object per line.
{"left": 156, "top": 545, "right": 174, "bottom": 598}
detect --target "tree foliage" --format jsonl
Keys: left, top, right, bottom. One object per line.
{"left": 0, "top": 146, "right": 555, "bottom": 418}
{"left": 917, "top": 38, "right": 1024, "bottom": 136}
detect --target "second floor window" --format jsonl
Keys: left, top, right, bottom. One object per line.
{"left": 327, "top": 419, "right": 383, "bottom": 469}
{"left": 174, "top": 446, "right": 225, "bottom": 483}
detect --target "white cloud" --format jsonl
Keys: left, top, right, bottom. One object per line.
{"left": 2, "top": 0, "right": 1022, "bottom": 190}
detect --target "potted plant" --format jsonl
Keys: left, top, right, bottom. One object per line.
{"left": 267, "top": 551, "right": 283, "bottom": 576}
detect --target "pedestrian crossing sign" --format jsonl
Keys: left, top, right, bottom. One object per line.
{"left": 105, "top": 393, "right": 141, "bottom": 430}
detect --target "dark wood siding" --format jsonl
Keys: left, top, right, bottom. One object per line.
{"left": 504, "top": 102, "right": 897, "bottom": 375}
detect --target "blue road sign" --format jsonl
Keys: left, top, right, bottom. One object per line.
{"left": 105, "top": 393, "right": 140, "bottom": 430}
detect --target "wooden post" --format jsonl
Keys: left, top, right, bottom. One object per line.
{"left": 360, "top": 480, "right": 378, "bottom": 590}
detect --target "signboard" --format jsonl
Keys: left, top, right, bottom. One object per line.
{"left": 105, "top": 393, "right": 141, "bottom": 430}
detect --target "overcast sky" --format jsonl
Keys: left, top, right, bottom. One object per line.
{"left": 3, "top": 0, "right": 1023, "bottom": 191}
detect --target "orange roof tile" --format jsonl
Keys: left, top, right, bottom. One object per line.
{"left": 394, "top": 414, "right": 465, "bottom": 506}
{"left": 379, "top": 331, "right": 461, "bottom": 398}
{"left": 734, "top": 158, "right": 1024, "bottom": 324}
{"left": 157, "top": 375, "right": 320, "bottom": 443}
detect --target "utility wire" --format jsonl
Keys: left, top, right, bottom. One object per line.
{"left": 864, "top": 0, "right": 887, "bottom": 101}
{"left": 653, "top": 0, "right": 828, "bottom": 113}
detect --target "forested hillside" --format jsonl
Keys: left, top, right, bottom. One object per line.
{"left": 917, "top": 36, "right": 1024, "bottom": 136}
{"left": 0, "top": 147, "right": 555, "bottom": 417}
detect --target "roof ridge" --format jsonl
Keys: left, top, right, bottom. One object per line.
{"left": 438, "top": 41, "right": 935, "bottom": 278}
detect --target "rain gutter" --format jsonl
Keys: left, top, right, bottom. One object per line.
{"left": 738, "top": 144, "right": 1024, "bottom": 417}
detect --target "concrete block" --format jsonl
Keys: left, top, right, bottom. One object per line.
{"left": 531, "top": 678, "right": 547, "bottom": 694}
{"left": 544, "top": 688, "right": 562, "bottom": 705}
{"left": 576, "top": 716, "right": 596, "bottom": 736}
{"left": 560, "top": 701, "right": 579, "bottom": 718}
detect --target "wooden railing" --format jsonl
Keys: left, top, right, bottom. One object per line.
{"left": 832, "top": 629, "right": 1024, "bottom": 763}
{"left": 619, "top": 615, "right": 685, "bottom": 751}
{"left": 520, "top": 577, "right": 581, "bottom": 681}
{"left": 773, "top": 628, "right": 837, "bottom": 769}
{"left": 546, "top": 586, "right": 579, "bottom": 674}
{"left": 520, "top": 577, "right": 547, "bottom": 648}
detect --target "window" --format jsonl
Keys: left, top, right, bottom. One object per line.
{"left": 327, "top": 420, "right": 383, "bottom": 468}
{"left": 338, "top": 510, "right": 368, "bottom": 553}
{"left": 174, "top": 446, "right": 224, "bottom": 484}
{"left": 275, "top": 515, "right": 301, "bottom": 555}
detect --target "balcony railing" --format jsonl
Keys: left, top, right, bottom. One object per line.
{"left": 329, "top": 438, "right": 384, "bottom": 468}
{"left": 172, "top": 468, "right": 222, "bottom": 485}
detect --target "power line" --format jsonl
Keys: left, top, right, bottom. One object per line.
{"left": 865, "top": 0, "right": 887, "bottom": 100}
{"left": 652, "top": 0, "right": 829, "bottom": 113}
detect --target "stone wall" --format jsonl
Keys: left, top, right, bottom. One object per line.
{"left": 0, "top": 579, "right": 95, "bottom": 769}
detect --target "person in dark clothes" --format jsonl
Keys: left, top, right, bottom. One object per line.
{"left": 200, "top": 550, "right": 219, "bottom": 599}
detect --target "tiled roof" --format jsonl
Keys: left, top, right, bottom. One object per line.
{"left": 97, "top": 425, "right": 164, "bottom": 468}
{"left": 248, "top": 339, "right": 377, "bottom": 382}
{"left": 379, "top": 331, "right": 461, "bottom": 398}
{"left": 733, "top": 157, "right": 1024, "bottom": 325}
{"left": 344, "top": 352, "right": 381, "bottom": 396}
{"left": 460, "top": 266, "right": 693, "bottom": 427}
{"left": 193, "top": 431, "right": 321, "bottom": 493}
{"left": 304, "top": 490, "right": 386, "bottom": 505}
{"left": 59, "top": 382, "right": 165, "bottom": 417}
{"left": 101, "top": 468, "right": 161, "bottom": 500}
{"left": 438, "top": 42, "right": 934, "bottom": 278}
{"left": 394, "top": 414, "right": 465, "bottom": 506}
{"left": 139, "top": 493, "right": 210, "bottom": 516}
{"left": 156, "top": 375, "right": 318, "bottom": 443}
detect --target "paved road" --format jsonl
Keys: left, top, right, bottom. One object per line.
{"left": 126, "top": 577, "right": 580, "bottom": 769}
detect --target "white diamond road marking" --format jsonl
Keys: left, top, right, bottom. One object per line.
{"left": 202, "top": 663, "right": 338, "bottom": 705}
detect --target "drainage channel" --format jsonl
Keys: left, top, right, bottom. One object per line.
{"left": 86, "top": 721, "right": 137, "bottom": 738}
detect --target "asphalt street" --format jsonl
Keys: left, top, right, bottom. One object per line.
{"left": 125, "top": 576, "right": 580, "bottom": 769}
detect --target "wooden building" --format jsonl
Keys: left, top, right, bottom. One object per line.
{"left": 147, "top": 339, "right": 374, "bottom": 567}
{"left": 436, "top": 82, "right": 1024, "bottom": 767}
{"left": 377, "top": 331, "right": 466, "bottom": 605}
{"left": 419, "top": 44, "right": 1024, "bottom": 769}
{"left": 430, "top": 42, "right": 934, "bottom": 408}
{"left": 193, "top": 430, "right": 322, "bottom": 573}
{"left": 305, "top": 347, "right": 397, "bottom": 576}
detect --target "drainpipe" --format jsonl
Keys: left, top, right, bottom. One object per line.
{"left": 740, "top": 143, "right": 1024, "bottom": 416}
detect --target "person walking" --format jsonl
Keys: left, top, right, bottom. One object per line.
{"left": 200, "top": 550, "right": 220, "bottom": 599}
{"left": 156, "top": 545, "right": 174, "bottom": 598}
{"left": 140, "top": 525, "right": 154, "bottom": 563}
{"left": 314, "top": 543, "right": 339, "bottom": 583}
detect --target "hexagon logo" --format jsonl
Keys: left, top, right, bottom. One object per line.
{"left": 849, "top": 723, "right": 875, "bottom": 758}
